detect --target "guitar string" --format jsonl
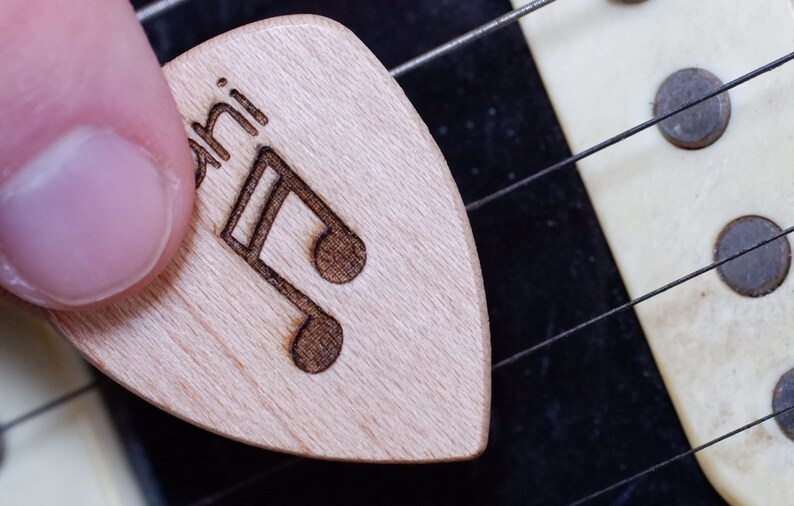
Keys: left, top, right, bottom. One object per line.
{"left": 0, "top": 380, "right": 98, "bottom": 433}
{"left": 4, "top": 1, "right": 781, "bottom": 503}
{"left": 186, "top": 457, "right": 304, "bottom": 506}
{"left": 135, "top": 0, "right": 557, "bottom": 78}
{"left": 493, "top": 224, "right": 794, "bottom": 370}
{"left": 182, "top": 402, "right": 794, "bottom": 506}
{"left": 136, "top": 0, "right": 192, "bottom": 22}
{"left": 465, "top": 49, "right": 794, "bottom": 211}
{"left": 568, "top": 403, "right": 794, "bottom": 505}
{"left": 388, "top": 0, "right": 557, "bottom": 78}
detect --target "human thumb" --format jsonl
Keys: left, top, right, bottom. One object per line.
{"left": 0, "top": 0, "right": 194, "bottom": 309}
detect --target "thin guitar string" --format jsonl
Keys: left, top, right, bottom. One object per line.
{"left": 136, "top": 0, "right": 557, "bottom": 77}
{"left": 465, "top": 49, "right": 794, "bottom": 211}
{"left": 568, "top": 403, "right": 794, "bottom": 505}
{"left": 493, "top": 224, "right": 794, "bottom": 370}
{"left": 388, "top": 0, "right": 557, "bottom": 78}
{"left": 188, "top": 405, "right": 794, "bottom": 506}
{"left": 186, "top": 457, "right": 304, "bottom": 506}
{"left": 136, "top": 0, "right": 192, "bottom": 22}
{"left": 0, "top": 380, "right": 98, "bottom": 433}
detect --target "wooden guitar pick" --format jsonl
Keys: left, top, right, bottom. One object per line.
{"left": 49, "top": 15, "right": 490, "bottom": 462}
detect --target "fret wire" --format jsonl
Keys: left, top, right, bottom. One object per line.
{"left": 465, "top": 49, "right": 794, "bottom": 212}
{"left": 0, "top": 381, "right": 98, "bottom": 433}
{"left": 494, "top": 224, "right": 794, "bottom": 370}
{"left": 568, "top": 402, "right": 794, "bottom": 505}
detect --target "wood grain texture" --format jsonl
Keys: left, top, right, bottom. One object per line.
{"left": 49, "top": 15, "right": 490, "bottom": 462}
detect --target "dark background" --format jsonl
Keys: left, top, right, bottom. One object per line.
{"left": 107, "top": 1, "right": 728, "bottom": 504}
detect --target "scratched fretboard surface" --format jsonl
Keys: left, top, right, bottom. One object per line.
{"left": 107, "top": 1, "right": 726, "bottom": 504}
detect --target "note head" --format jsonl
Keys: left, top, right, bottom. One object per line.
{"left": 291, "top": 312, "right": 343, "bottom": 374}
{"left": 48, "top": 15, "right": 490, "bottom": 463}
{"left": 313, "top": 228, "right": 366, "bottom": 284}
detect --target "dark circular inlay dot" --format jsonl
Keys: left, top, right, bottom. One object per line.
{"left": 773, "top": 369, "right": 794, "bottom": 441}
{"left": 714, "top": 215, "right": 790, "bottom": 297}
{"left": 654, "top": 68, "right": 731, "bottom": 149}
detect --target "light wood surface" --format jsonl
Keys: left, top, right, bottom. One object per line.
{"left": 515, "top": 0, "right": 794, "bottom": 503}
{"left": 49, "top": 15, "right": 490, "bottom": 462}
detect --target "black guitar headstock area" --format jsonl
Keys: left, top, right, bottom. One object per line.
{"left": 108, "top": 1, "right": 726, "bottom": 504}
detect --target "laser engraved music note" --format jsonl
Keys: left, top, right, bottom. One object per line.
{"left": 220, "top": 146, "right": 367, "bottom": 374}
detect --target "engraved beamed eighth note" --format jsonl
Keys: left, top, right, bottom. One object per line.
{"left": 49, "top": 15, "right": 490, "bottom": 462}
